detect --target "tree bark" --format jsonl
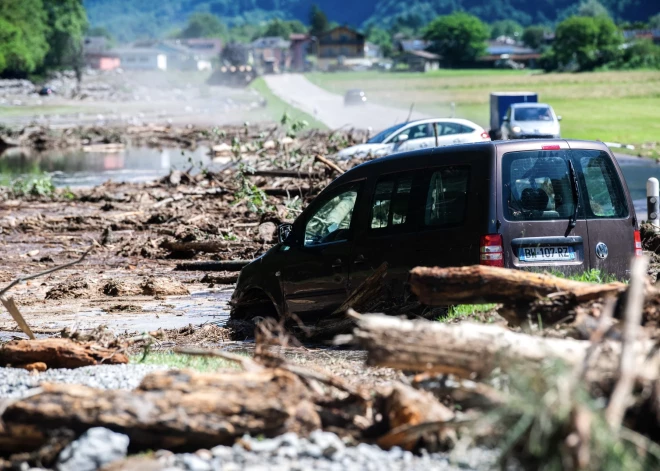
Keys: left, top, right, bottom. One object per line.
{"left": 0, "top": 339, "right": 128, "bottom": 369}
{"left": 409, "top": 265, "right": 626, "bottom": 307}
{"left": 0, "top": 369, "right": 320, "bottom": 454}
{"left": 350, "top": 313, "right": 660, "bottom": 384}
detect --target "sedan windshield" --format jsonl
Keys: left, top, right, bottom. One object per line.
{"left": 514, "top": 107, "right": 553, "bottom": 121}
{"left": 367, "top": 123, "right": 408, "bottom": 144}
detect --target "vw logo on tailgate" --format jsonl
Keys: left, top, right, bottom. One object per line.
{"left": 595, "top": 242, "right": 609, "bottom": 259}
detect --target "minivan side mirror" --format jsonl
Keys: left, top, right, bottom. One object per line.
{"left": 502, "top": 116, "right": 509, "bottom": 122}
{"left": 278, "top": 223, "right": 293, "bottom": 244}
{"left": 557, "top": 115, "right": 562, "bottom": 121}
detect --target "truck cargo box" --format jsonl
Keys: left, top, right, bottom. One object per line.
{"left": 490, "top": 92, "right": 538, "bottom": 139}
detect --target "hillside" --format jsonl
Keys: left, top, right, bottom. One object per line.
{"left": 84, "top": 0, "right": 660, "bottom": 41}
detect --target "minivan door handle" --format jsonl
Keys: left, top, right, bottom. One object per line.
{"left": 331, "top": 258, "right": 342, "bottom": 268}
{"left": 354, "top": 254, "right": 367, "bottom": 264}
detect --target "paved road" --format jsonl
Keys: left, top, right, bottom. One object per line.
{"left": 263, "top": 74, "right": 428, "bottom": 131}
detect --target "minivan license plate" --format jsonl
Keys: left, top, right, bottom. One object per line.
{"left": 519, "top": 246, "right": 575, "bottom": 262}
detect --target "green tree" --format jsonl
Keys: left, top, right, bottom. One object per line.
{"left": 309, "top": 4, "right": 329, "bottom": 37}
{"left": 551, "top": 15, "right": 622, "bottom": 71}
{"left": 490, "top": 20, "right": 523, "bottom": 40}
{"left": 616, "top": 39, "right": 660, "bottom": 69}
{"left": 42, "top": 0, "right": 88, "bottom": 75}
{"left": 179, "top": 12, "right": 227, "bottom": 39}
{"left": 577, "top": 0, "right": 611, "bottom": 18}
{"left": 522, "top": 25, "right": 549, "bottom": 50}
{"left": 261, "top": 19, "right": 307, "bottom": 39}
{"left": 649, "top": 13, "right": 660, "bottom": 29}
{"left": 0, "top": 0, "right": 49, "bottom": 76}
{"left": 424, "top": 12, "right": 489, "bottom": 67}
{"left": 367, "top": 27, "right": 393, "bottom": 57}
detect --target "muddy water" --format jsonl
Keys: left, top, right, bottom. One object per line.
{"left": 0, "top": 145, "right": 228, "bottom": 188}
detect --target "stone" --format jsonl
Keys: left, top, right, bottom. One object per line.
{"left": 175, "top": 453, "right": 212, "bottom": 471}
{"left": 55, "top": 427, "right": 129, "bottom": 471}
{"left": 309, "top": 430, "right": 345, "bottom": 458}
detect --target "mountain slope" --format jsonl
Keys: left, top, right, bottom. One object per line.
{"left": 83, "top": 0, "right": 660, "bottom": 41}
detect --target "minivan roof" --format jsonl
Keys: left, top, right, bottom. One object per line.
{"left": 327, "top": 139, "right": 611, "bottom": 189}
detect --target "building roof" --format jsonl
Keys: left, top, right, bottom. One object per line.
{"left": 486, "top": 41, "right": 537, "bottom": 55}
{"left": 252, "top": 36, "right": 291, "bottom": 49}
{"left": 111, "top": 47, "right": 165, "bottom": 56}
{"left": 404, "top": 50, "right": 441, "bottom": 60}
{"left": 289, "top": 33, "right": 310, "bottom": 41}
{"left": 318, "top": 26, "right": 365, "bottom": 40}
{"left": 398, "top": 39, "right": 432, "bottom": 52}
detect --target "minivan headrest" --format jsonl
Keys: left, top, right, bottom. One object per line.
{"left": 520, "top": 188, "right": 549, "bottom": 212}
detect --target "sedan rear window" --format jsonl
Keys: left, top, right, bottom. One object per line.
{"left": 503, "top": 150, "right": 627, "bottom": 221}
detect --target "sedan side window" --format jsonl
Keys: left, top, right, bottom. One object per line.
{"left": 304, "top": 185, "right": 359, "bottom": 246}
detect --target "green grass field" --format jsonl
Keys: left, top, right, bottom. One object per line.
{"left": 306, "top": 69, "right": 660, "bottom": 154}
{"left": 250, "top": 77, "right": 327, "bottom": 130}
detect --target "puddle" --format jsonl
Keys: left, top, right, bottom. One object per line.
{"left": 0, "top": 145, "right": 230, "bottom": 188}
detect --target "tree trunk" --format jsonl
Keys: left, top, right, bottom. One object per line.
{"left": 409, "top": 265, "right": 626, "bottom": 307}
{"left": 0, "top": 369, "right": 320, "bottom": 454}
{"left": 350, "top": 313, "right": 660, "bottom": 384}
{"left": 0, "top": 339, "right": 128, "bottom": 369}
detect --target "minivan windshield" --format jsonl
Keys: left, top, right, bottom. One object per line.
{"left": 513, "top": 107, "right": 553, "bottom": 121}
{"left": 503, "top": 149, "right": 628, "bottom": 222}
{"left": 367, "top": 123, "right": 408, "bottom": 144}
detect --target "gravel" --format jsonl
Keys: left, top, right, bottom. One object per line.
{"left": 154, "top": 431, "right": 501, "bottom": 471}
{"left": 0, "top": 364, "right": 167, "bottom": 398}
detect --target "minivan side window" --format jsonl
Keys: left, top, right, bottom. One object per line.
{"left": 576, "top": 150, "right": 628, "bottom": 219}
{"left": 370, "top": 173, "right": 413, "bottom": 230}
{"left": 304, "top": 183, "right": 360, "bottom": 246}
{"left": 424, "top": 166, "right": 470, "bottom": 227}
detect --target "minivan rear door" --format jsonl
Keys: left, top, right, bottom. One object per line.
{"left": 568, "top": 147, "right": 634, "bottom": 279}
{"left": 498, "top": 145, "right": 590, "bottom": 276}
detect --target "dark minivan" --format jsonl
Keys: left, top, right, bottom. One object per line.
{"left": 232, "top": 140, "right": 641, "bottom": 321}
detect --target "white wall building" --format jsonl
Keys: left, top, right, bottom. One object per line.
{"left": 114, "top": 48, "right": 167, "bottom": 71}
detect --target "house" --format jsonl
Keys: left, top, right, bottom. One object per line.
{"left": 395, "top": 50, "right": 440, "bottom": 72}
{"left": 396, "top": 39, "right": 433, "bottom": 54}
{"left": 365, "top": 42, "right": 382, "bottom": 59}
{"left": 83, "top": 36, "right": 121, "bottom": 70}
{"left": 113, "top": 48, "right": 167, "bottom": 71}
{"left": 317, "top": 26, "right": 366, "bottom": 70}
{"left": 289, "top": 33, "right": 313, "bottom": 72}
{"left": 623, "top": 29, "right": 660, "bottom": 45}
{"left": 251, "top": 36, "right": 291, "bottom": 73}
{"left": 130, "top": 39, "right": 220, "bottom": 71}
{"left": 479, "top": 41, "right": 541, "bottom": 68}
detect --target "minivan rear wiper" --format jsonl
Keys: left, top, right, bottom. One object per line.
{"left": 565, "top": 160, "right": 580, "bottom": 237}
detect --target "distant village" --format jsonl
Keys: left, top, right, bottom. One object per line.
{"left": 75, "top": 21, "right": 660, "bottom": 79}
{"left": 83, "top": 25, "right": 660, "bottom": 76}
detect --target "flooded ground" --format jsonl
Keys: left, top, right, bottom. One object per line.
{"left": 0, "top": 146, "right": 223, "bottom": 187}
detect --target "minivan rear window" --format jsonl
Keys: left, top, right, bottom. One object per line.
{"left": 502, "top": 150, "right": 628, "bottom": 222}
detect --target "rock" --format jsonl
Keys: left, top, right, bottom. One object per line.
{"left": 55, "top": 427, "right": 129, "bottom": 471}
{"left": 16, "top": 362, "right": 47, "bottom": 372}
{"left": 309, "top": 430, "right": 345, "bottom": 458}
{"left": 257, "top": 222, "right": 277, "bottom": 243}
{"left": 174, "top": 453, "right": 212, "bottom": 471}
{"left": 45, "top": 277, "right": 94, "bottom": 300}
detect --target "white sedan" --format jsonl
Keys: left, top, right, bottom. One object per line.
{"left": 336, "top": 118, "right": 491, "bottom": 159}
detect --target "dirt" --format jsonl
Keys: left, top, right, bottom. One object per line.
{"left": 0, "top": 124, "right": 370, "bottom": 342}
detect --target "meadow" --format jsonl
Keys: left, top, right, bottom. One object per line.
{"left": 306, "top": 69, "right": 660, "bottom": 155}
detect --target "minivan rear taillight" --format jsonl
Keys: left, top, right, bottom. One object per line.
{"left": 481, "top": 131, "right": 491, "bottom": 141}
{"left": 480, "top": 234, "right": 504, "bottom": 267}
{"left": 634, "top": 230, "right": 643, "bottom": 257}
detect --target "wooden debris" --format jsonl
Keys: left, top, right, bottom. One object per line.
{"left": 410, "top": 265, "right": 626, "bottom": 307}
{"left": 0, "top": 369, "right": 320, "bottom": 453}
{"left": 0, "top": 339, "right": 128, "bottom": 369}
{"left": 349, "top": 313, "right": 660, "bottom": 384}
{"left": 174, "top": 260, "right": 252, "bottom": 272}
{"left": 314, "top": 155, "right": 345, "bottom": 175}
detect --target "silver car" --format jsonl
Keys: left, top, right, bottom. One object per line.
{"left": 501, "top": 103, "right": 561, "bottom": 140}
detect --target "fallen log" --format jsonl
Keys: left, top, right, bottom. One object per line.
{"left": 174, "top": 260, "right": 252, "bottom": 272}
{"left": 0, "top": 339, "right": 128, "bottom": 369}
{"left": 0, "top": 369, "right": 320, "bottom": 454}
{"left": 200, "top": 273, "right": 239, "bottom": 285}
{"left": 160, "top": 240, "right": 230, "bottom": 254}
{"left": 410, "top": 265, "right": 626, "bottom": 307}
{"left": 248, "top": 169, "right": 322, "bottom": 179}
{"left": 348, "top": 313, "right": 660, "bottom": 384}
